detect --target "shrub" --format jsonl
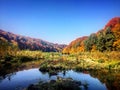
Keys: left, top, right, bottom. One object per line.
{"left": 98, "top": 59, "right": 105, "bottom": 63}
{"left": 4, "top": 54, "right": 13, "bottom": 61}
{"left": 19, "top": 56, "right": 33, "bottom": 62}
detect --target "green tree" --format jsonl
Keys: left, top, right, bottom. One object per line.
{"left": 104, "top": 27, "right": 115, "bottom": 51}
{"left": 96, "top": 27, "right": 115, "bottom": 52}
{"left": 97, "top": 33, "right": 106, "bottom": 52}
{"left": 84, "top": 33, "right": 97, "bottom": 51}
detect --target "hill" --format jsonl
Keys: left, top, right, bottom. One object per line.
{"left": 0, "top": 29, "right": 66, "bottom": 52}
{"left": 63, "top": 17, "right": 120, "bottom": 54}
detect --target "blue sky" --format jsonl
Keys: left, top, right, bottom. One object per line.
{"left": 0, "top": 0, "right": 120, "bottom": 44}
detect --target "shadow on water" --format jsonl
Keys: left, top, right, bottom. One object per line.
{"left": 0, "top": 63, "right": 17, "bottom": 78}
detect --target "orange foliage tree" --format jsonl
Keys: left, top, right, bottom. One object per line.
{"left": 112, "top": 23, "right": 120, "bottom": 50}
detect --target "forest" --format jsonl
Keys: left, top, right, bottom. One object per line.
{"left": 63, "top": 17, "right": 120, "bottom": 53}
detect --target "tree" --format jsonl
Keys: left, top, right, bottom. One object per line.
{"left": 0, "top": 37, "right": 19, "bottom": 60}
{"left": 104, "top": 27, "right": 115, "bottom": 51}
{"left": 84, "top": 33, "right": 97, "bottom": 51}
{"left": 112, "top": 23, "right": 120, "bottom": 51}
{"left": 96, "top": 27, "right": 115, "bottom": 52}
{"left": 84, "top": 39, "right": 91, "bottom": 51}
{"left": 96, "top": 33, "right": 106, "bottom": 52}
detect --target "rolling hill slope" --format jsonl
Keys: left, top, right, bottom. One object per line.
{"left": 63, "top": 17, "right": 120, "bottom": 54}
{"left": 0, "top": 29, "right": 66, "bottom": 52}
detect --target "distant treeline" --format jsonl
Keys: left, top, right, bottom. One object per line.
{"left": 63, "top": 17, "right": 120, "bottom": 54}
{"left": 0, "top": 29, "right": 66, "bottom": 52}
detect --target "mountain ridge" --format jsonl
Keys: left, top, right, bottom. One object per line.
{"left": 0, "top": 29, "right": 66, "bottom": 52}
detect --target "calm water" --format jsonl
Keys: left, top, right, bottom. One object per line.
{"left": 0, "top": 68, "right": 107, "bottom": 90}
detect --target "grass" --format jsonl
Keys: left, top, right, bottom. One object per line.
{"left": 0, "top": 50, "right": 120, "bottom": 76}
{"left": 38, "top": 51, "right": 120, "bottom": 74}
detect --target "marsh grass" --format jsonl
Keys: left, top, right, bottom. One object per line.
{"left": 0, "top": 50, "right": 120, "bottom": 76}
{"left": 39, "top": 51, "right": 120, "bottom": 73}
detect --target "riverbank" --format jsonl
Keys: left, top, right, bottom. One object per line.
{"left": 0, "top": 51, "right": 120, "bottom": 76}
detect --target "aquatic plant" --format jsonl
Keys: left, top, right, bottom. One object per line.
{"left": 27, "top": 77, "right": 82, "bottom": 90}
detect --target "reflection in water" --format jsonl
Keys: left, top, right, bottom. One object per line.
{"left": 89, "top": 69, "right": 120, "bottom": 90}
{"left": 0, "top": 72, "right": 16, "bottom": 82}
{"left": 0, "top": 68, "right": 108, "bottom": 90}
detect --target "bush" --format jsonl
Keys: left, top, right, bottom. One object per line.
{"left": 19, "top": 56, "right": 33, "bottom": 62}
{"left": 98, "top": 59, "right": 105, "bottom": 63}
{"left": 4, "top": 54, "right": 13, "bottom": 61}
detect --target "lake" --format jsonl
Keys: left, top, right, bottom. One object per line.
{"left": 0, "top": 68, "right": 108, "bottom": 90}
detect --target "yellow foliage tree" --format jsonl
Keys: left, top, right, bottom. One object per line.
{"left": 112, "top": 23, "right": 120, "bottom": 50}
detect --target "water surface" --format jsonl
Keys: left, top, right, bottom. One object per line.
{"left": 0, "top": 68, "right": 107, "bottom": 90}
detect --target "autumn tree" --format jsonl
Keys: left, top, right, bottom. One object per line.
{"left": 112, "top": 23, "right": 120, "bottom": 51}
{"left": 0, "top": 37, "right": 19, "bottom": 60}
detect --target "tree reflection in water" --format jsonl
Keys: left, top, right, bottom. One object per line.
{"left": 88, "top": 69, "right": 120, "bottom": 90}
{"left": 0, "top": 65, "right": 119, "bottom": 90}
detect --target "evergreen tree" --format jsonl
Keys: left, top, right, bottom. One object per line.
{"left": 96, "top": 27, "right": 115, "bottom": 52}
{"left": 104, "top": 27, "right": 115, "bottom": 51}
{"left": 84, "top": 33, "right": 97, "bottom": 51}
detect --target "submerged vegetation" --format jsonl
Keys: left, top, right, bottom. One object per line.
{"left": 27, "top": 77, "right": 82, "bottom": 90}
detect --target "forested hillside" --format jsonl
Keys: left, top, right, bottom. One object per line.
{"left": 63, "top": 17, "right": 120, "bottom": 54}
{"left": 0, "top": 30, "right": 66, "bottom": 52}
